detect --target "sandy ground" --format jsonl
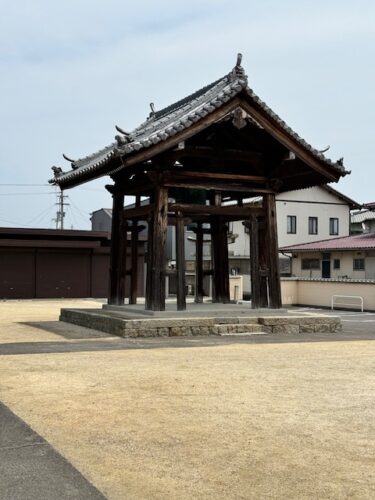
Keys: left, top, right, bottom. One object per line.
{"left": 1, "top": 300, "right": 375, "bottom": 499}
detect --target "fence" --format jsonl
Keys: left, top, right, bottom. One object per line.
{"left": 281, "top": 278, "right": 375, "bottom": 311}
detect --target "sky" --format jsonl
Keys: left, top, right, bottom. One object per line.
{"left": 1, "top": 0, "right": 374, "bottom": 229}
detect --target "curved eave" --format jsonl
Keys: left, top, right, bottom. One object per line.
{"left": 50, "top": 68, "right": 349, "bottom": 189}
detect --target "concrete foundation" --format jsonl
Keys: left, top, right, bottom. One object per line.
{"left": 59, "top": 303, "right": 342, "bottom": 338}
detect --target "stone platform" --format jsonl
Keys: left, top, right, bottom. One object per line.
{"left": 59, "top": 303, "right": 342, "bottom": 338}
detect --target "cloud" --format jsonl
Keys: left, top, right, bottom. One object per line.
{"left": 0, "top": 0, "right": 374, "bottom": 227}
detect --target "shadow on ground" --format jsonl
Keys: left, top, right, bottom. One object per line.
{"left": 2, "top": 329, "right": 375, "bottom": 356}
{"left": 19, "top": 321, "right": 112, "bottom": 340}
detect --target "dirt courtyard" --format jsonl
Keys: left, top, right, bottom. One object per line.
{"left": 1, "top": 300, "right": 375, "bottom": 499}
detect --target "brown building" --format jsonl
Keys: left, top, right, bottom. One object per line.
{"left": 50, "top": 55, "right": 349, "bottom": 311}
{"left": 0, "top": 228, "right": 145, "bottom": 299}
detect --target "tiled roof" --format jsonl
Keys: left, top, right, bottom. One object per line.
{"left": 351, "top": 210, "right": 375, "bottom": 223}
{"left": 280, "top": 232, "right": 375, "bottom": 252}
{"left": 50, "top": 55, "right": 348, "bottom": 187}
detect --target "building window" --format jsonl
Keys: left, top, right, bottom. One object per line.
{"left": 329, "top": 218, "right": 339, "bottom": 235}
{"left": 308, "top": 217, "right": 318, "bottom": 235}
{"left": 302, "top": 258, "right": 320, "bottom": 270}
{"left": 287, "top": 215, "right": 296, "bottom": 234}
{"left": 353, "top": 258, "right": 365, "bottom": 271}
{"left": 333, "top": 259, "right": 340, "bottom": 269}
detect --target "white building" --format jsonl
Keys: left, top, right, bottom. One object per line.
{"left": 226, "top": 184, "right": 360, "bottom": 295}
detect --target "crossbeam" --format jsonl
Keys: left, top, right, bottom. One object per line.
{"left": 164, "top": 146, "right": 262, "bottom": 164}
{"left": 168, "top": 203, "right": 264, "bottom": 217}
{"left": 123, "top": 204, "right": 154, "bottom": 219}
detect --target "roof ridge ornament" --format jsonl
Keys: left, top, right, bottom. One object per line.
{"left": 62, "top": 153, "right": 76, "bottom": 163}
{"left": 51, "top": 166, "right": 63, "bottom": 178}
{"left": 149, "top": 102, "right": 156, "bottom": 118}
{"left": 229, "top": 53, "right": 247, "bottom": 82}
{"left": 115, "top": 125, "right": 132, "bottom": 146}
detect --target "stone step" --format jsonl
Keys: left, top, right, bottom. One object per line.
{"left": 217, "top": 331, "right": 269, "bottom": 336}
{"left": 214, "top": 323, "right": 265, "bottom": 335}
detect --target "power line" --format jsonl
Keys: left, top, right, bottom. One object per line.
{"left": 0, "top": 192, "right": 56, "bottom": 196}
{"left": 25, "top": 203, "right": 56, "bottom": 227}
{"left": 0, "top": 183, "right": 50, "bottom": 186}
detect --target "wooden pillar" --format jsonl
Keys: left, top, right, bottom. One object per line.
{"left": 118, "top": 217, "right": 128, "bottom": 304}
{"left": 175, "top": 211, "right": 186, "bottom": 310}
{"left": 258, "top": 219, "right": 269, "bottom": 308}
{"left": 249, "top": 216, "right": 261, "bottom": 309}
{"left": 108, "top": 191, "right": 124, "bottom": 305}
{"left": 129, "top": 196, "right": 141, "bottom": 305}
{"left": 219, "top": 219, "right": 230, "bottom": 303}
{"left": 210, "top": 192, "right": 229, "bottom": 303}
{"left": 264, "top": 193, "right": 282, "bottom": 308}
{"left": 145, "top": 213, "right": 154, "bottom": 310}
{"left": 148, "top": 184, "right": 168, "bottom": 311}
{"left": 194, "top": 222, "right": 204, "bottom": 303}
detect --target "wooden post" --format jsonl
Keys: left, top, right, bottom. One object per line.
{"left": 175, "top": 211, "right": 186, "bottom": 310}
{"left": 118, "top": 217, "right": 128, "bottom": 304}
{"left": 129, "top": 196, "right": 141, "bottom": 305}
{"left": 108, "top": 191, "right": 124, "bottom": 305}
{"left": 148, "top": 184, "right": 168, "bottom": 311}
{"left": 210, "top": 192, "right": 220, "bottom": 302}
{"left": 258, "top": 219, "right": 269, "bottom": 308}
{"left": 264, "top": 193, "right": 282, "bottom": 308}
{"left": 219, "top": 219, "right": 230, "bottom": 303}
{"left": 145, "top": 214, "right": 154, "bottom": 310}
{"left": 249, "top": 216, "right": 261, "bottom": 309}
{"left": 210, "top": 191, "right": 229, "bottom": 303}
{"left": 194, "top": 222, "right": 204, "bottom": 303}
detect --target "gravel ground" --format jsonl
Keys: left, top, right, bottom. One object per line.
{"left": 1, "top": 300, "right": 375, "bottom": 499}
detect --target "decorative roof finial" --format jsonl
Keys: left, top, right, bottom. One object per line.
{"left": 230, "top": 52, "right": 246, "bottom": 81}
{"left": 62, "top": 153, "right": 76, "bottom": 163}
{"left": 337, "top": 157, "right": 344, "bottom": 166}
{"left": 115, "top": 125, "right": 132, "bottom": 146}
{"left": 149, "top": 102, "right": 156, "bottom": 118}
{"left": 115, "top": 125, "right": 131, "bottom": 137}
{"left": 51, "top": 166, "right": 63, "bottom": 177}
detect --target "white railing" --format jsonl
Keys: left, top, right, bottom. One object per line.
{"left": 331, "top": 294, "right": 364, "bottom": 312}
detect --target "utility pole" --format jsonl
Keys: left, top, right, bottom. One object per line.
{"left": 52, "top": 190, "right": 69, "bottom": 230}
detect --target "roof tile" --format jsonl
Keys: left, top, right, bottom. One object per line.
{"left": 51, "top": 60, "right": 348, "bottom": 187}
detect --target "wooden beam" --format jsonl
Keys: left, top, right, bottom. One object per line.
{"left": 240, "top": 100, "right": 339, "bottom": 182}
{"left": 123, "top": 204, "right": 154, "bottom": 220}
{"left": 164, "top": 170, "right": 267, "bottom": 183}
{"left": 175, "top": 211, "right": 186, "bottom": 311}
{"left": 163, "top": 146, "right": 262, "bottom": 164}
{"left": 168, "top": 203, "right": 264, "bottom": 217}
{"left": 163, "top": 179, "right": 274, "bottom": 194}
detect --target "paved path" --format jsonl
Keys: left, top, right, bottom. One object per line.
{"left": 0, "top": 402, "right": 106, "bottom": 500}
